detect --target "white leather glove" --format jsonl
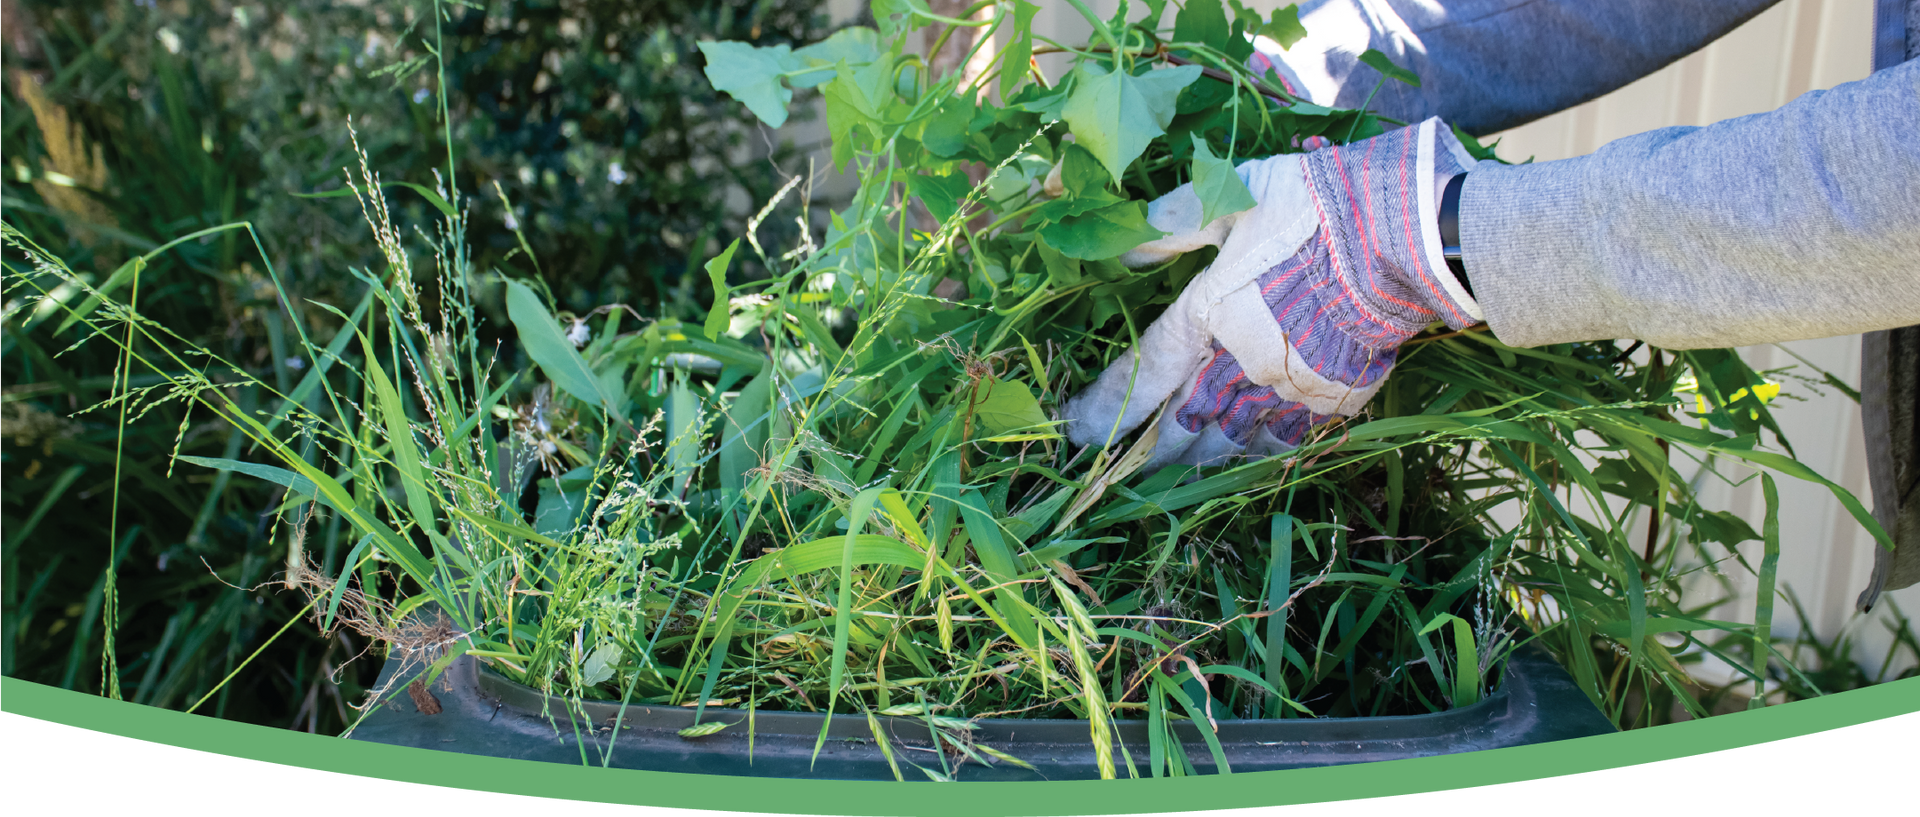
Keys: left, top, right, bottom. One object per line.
{"left": 1062, "top": 118, "right": 1484, "bottom": 472}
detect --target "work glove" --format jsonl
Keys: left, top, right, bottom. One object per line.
{"left": 1061, "top": 118, "right": 1484, "bottom": 473}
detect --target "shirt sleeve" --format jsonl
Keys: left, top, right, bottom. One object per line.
{"left": 1279, "top": 0, "right": 1782, "bottom": 136}
{"left": 1459, "top": 58, "right": 1920, "bottom": 350}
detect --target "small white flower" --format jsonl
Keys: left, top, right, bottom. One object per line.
{"left": 566, "top": 318, "right": 592, "bottom": 347}
{"left": 607, "top": 162, "right": 628, "bottom": 185}
{"left": 285, "top": 357, "right": 306, "bottom": 370}
{"left": 413, "top": 88, "right": 431, "bottom": 104}
{"left": 156, "top": 28, "right": 182, "bottom": 54}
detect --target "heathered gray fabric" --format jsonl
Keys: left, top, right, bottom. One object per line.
{"left": 1267, "top": 1, "right": 1920, "bottom": 601}
{"left": 1458, "top": 57, "right": 1920, "bottom": 351}
{"left": 1285, "top": 1, "right": 1779, "bottom": 136}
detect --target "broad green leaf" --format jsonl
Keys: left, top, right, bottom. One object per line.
{"left": 323, "top": 535, "right": 375, "bottom": 633}
{"left": 1358, "top": 48, "right": 1420, "bottom": 87}
{"left": 1257, "top": 5, "right": 1307, "bottom": 49}
{"left": 1590, "top": 615, "right": 1751, "bottom": 638}
{"left": 905, "top": 173, "right": 971, "bottom": 226}
{"left": 1751, "top": 473, "right": 1782, "bottom": 707}
{"left": 789, "top": 28, "right": 881, "bottom": 86}
{"left": 1039, "top": 200, "right": 1166, "bottom": 260}
{"left": 581, "top": 642, "right": 622, "bottom": 686}
{"left": 698, "top": 41, "right": 795, "bottom": 127}
{"left": 442, "top": 504, "right": 561, "bottom": 548}
{"left": 1687, "top": 508, "right": 1761, "bottom": 546}
{"left": 999, "top": 1, "right": 1040, "bottom": 100}
{"left": 822, "top": 57, "right": 897, "bottom": 170}
{"left": 221, "top": 408, "right": 438, "bottom": 605}
{"left": 1010, "top": 85, "right": 1070, "bottom": 119}
{"left": 702, "top": 535, "right": 926, "bottom": 680}
{"left": 958, "top": 490, "right": 1038, "bottom": 645}
{"left": 1189, "top": 135, "right": 1256, "bottom": 228}
{"left": 359, "top": 336, "right": 438, "bottom": 538}
{"left": 1058, "top": 142, "right": 1110, "bottom": 198}
{"left": 1701, "top": 441, "right": 1890, "bottom": 550}
{"left": 969, "top": 375, "right": 1050, "bottom": 436}
{"left": 1061, "top": 63, "right": 1202, "bottom": 181}
{"left": 719, "top": 364, "right": 773, "bottom": 494}
{"left": 831, "top": 485, "right": 888, "bottom": 702}
{"left": 504, "top": 279, "right": 617, "bottom": 412}
{"left": 665, "top": 372, "right": 702, "bottom": 498}
{"left": 1173, "top": 0, "right": 1231, "bottom": 52}
{"left": 920, "top": 95, "right": 972, "bottom": 158}
{"left": 704, "top": 238, "right": 740, "bottom": 341}
{"left": 534, "top": 480, "right": 585, "bottom": 538}
{"left": 1418, "top": 613, "right": 1481, "bottom": 706}
{"left": 177, "top": 456, "right": 328, "bottom": 509}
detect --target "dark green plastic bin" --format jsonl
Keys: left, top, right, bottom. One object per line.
{"left": 348, "top": 643, "right": 1614, "bottom": 780}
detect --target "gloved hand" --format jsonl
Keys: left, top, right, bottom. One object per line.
{"left": 1061, "top": 118, "right": 1484, "bottom": 472}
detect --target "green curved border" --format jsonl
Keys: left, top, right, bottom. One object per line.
{"left": 5, "top": 675, "right": 1917, "bottom": 815}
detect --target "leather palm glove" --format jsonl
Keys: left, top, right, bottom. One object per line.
{"left": 1062, "top": 118, "right": 1484, "bottom": 472}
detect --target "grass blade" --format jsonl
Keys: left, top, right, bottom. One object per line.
{"left": 1750, "top": 473, "right": 1782, "bottom": 707}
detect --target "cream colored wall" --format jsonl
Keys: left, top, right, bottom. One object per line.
{"left": 1485, "top": 0, "right": 1915, "bottom": 683}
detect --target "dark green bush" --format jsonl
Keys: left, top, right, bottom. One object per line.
{"left": 2, "top": 0, "right": 828, "bottom": 731}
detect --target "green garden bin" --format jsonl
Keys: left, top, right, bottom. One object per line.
{"left": 349, "top": 643, "right": 1614, "bottom": 780}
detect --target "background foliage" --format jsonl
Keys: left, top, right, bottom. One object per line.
{"left": 2, "top": 0, "right": 829, "bottom": 734}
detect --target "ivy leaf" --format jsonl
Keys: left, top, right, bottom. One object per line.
{"left": 823, "top": 56, "right": 897, "bottom": 170}
{"left": 970, "top": 376, "right": 1051, "bottom": 437}
{"left": 581, "top": 642, "right": 622, "bottom": 686}
{"left": 1359, "top": 48, "right": 1421, "bottom": 87}
{"left": 789, "top": 28, "right": 880, "bottom": 87}
{"left": 1000, "top": 1, "right": 1040, "bottom": 100}
{"left": 1257, "top": 5, "right": 1307, "bottom": 49}
{"left": 1035, "top": 239, "right": 1083, "bottom": 288}
{"left": 504, "top": 280, "right": 618, "bottom": 413}
{"left": 1173, "top": 0, "right": 1232, "bottom": 51}
{"left": 704, "top": 238, "right": 740, "bottom": 341}
{"left": 697, "top": 41, "right": 795, "bottom": 127}
{"left": 1452, "top": 124, "right": 1505, "bottom": 162}
{"left": 1039, "top": 200, "right": 1166, "bottom": 261}
{"left": 1062, "top": 63, "right": 1203, "bottom": 181}
{"left": 906, "top": 173, "right": 971, "bottom": 226}
{"left": 1689, "top": 509, "right": 1762, "bottom": 547}
{"left": 1058, "top": 142, "right": 1109, "bottom": 198}
{"left": 1009, "top": 81, "right": 1070, "bottom": 120}
{"left": 921, "top": 95, "right": 973, "bottom": 158}
{"left": 871, "top": 0, "right": 929, "bottom": 38}
{"left": 1189, "top": 135, "right": 1257, "bottom": 228}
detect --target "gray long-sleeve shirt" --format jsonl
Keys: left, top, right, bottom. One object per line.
{"left": 1274, "top": 1, "right": 1919, "bottom": 600}
{"left": 1276, "top": 0, "right": 1920, "bottom": 349}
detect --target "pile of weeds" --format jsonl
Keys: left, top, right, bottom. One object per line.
{"left": 4, "top": 1, "right": 1901, "bottom": 779}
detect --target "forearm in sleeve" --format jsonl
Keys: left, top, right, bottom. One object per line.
{"left": 1459, "top": 58, "right": 1920, "bottom": 351}
{"left": 1282, "top": 0, "right": 1780, "bottom": 135}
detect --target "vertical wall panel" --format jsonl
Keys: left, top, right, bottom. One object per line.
{"left": 1479, "top": 0, "right": 1911, "bottom": 680}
